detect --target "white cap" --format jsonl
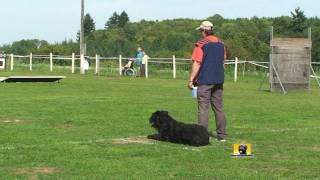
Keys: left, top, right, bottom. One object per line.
{"left": 196, "top": 21, "right": 214, "bottom": 30}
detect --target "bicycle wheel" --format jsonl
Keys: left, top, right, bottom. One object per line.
{"left": 125, "top": 68, "right": 136, "bottom": 76}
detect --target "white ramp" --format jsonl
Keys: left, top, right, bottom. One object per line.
{"left": 0, "top": 77, "right": 8, "bottom": 82}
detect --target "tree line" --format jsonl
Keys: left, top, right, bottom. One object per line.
{"left": 1, "top": 8, "right": 320, "bottom": 62}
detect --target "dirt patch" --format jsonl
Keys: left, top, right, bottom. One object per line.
{"left": 112, "top": 136, "right": 156, "bottom": 145}
{"left": 15, "top": 167, "right": 57, "bottom": 180}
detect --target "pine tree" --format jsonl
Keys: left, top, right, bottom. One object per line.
{"left": 105, "top": 12, "right": 120, "bottom": 29}
{"left": 77, "top": 13, "right": 96, "bottom": 41}
{"left": 119, "top": 11, "right": 130, "bottom": 27}
{"left": 84, "top": 13, "right": 96, "bottom": 36}
{"left": 105, "top": 11, "right": 130, "bottom": 29}
{"left": 290, "top": 7, "right": 307, "bottom": 33}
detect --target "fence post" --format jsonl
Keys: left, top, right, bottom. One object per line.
{"left": 10, "top": 54, "right": 14, "bottom": 71}
{"left": 173, "top": 55, "right": 176, "bottom": 79}
{"left": 95, "top": 54, "right": 100, "bottom": 75}
{"left": 119, "top": 54, "right": 122, "bottom": 76}
{"left": 71, "top": 53, "right": 75, "bottom": 74}
{"left": 80, "top": 54, "right": 85, "bottom": 74}
{"left": 29, "top": 53, "right": 33, "bottom": 71}
{"left": 50, "top": 52, "right": 53, "bottom": 72}
{"left": 234, "top": 57, "right": 238, "bottom": 82}
{"left": 145, "top": 58, "right": 149, "bottom": 78}
{"left": 308, "top": 27, "right": 312, "bottom": 40}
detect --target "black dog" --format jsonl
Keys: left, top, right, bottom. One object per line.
{"left": 147, "top": 111, "right": 210, "bottom": 146}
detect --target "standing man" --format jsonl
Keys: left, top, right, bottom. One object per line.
{"left": 188, "top": 21, "right": 227, "bottom": 142}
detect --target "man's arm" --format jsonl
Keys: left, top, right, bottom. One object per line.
{"left": 188, "top": 44, "right": 203, "bottom": 89}
{"left": 224, "top": 45, "right": 227, "bottom": 68}
{"left": 188, "top": 61, "right": 201, "bottom": 89}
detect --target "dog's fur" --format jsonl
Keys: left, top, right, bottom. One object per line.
{"left": 147, "top": 111, "right": 210, "bottom": 146}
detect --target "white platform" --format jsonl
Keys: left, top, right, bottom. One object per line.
{"left": 0, "top": 77, "right": 7, "bottom": 82}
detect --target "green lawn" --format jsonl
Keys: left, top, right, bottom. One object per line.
{"left": 0, "top": 72, "right": 319, "bottom": 179}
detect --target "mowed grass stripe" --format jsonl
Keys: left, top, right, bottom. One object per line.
{"left": 0, "top": 73, "right": 320, "bottom": 179}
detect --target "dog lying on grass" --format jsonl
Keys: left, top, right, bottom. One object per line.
{"left": 147, "top": 111, "right": 210, "bottom": 146}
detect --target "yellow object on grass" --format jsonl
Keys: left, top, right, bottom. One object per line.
{"left": 233, "top": 144, "right": 253, "bottom": 156}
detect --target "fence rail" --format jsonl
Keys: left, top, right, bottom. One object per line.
{"left": 1, "top": 53, "right": 319, "bottom": 82}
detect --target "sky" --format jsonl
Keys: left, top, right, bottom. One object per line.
{"left": 0, "top": 0, "right": 319, "bottom": 45}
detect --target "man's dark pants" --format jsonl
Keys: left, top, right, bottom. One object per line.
{"left": 140, "top": 64, "right": 145, "bottom": 77}
{"left": 197, "top": 84, "right": 227, "bottom": 139}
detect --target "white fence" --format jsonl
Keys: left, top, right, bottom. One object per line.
{"left": 2, "top": 53, "right": 320, "bottom": 82}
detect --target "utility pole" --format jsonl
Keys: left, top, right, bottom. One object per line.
{"left": 80, "top": 0, "right": 85, "bottom": 74}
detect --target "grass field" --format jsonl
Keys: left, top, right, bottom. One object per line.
{"left": 0, "top": 71, "right": 320, "bottom": 179}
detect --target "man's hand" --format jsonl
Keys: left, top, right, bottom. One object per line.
{"left": 188, "top": 81, "right": 194, "bottom": 90}
{"left": 188, "top": 61, "right": 201, "bottom": 90}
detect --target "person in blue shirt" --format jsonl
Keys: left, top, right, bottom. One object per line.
{"left": 136, "top": 47, "right": 145, "bottom": 76}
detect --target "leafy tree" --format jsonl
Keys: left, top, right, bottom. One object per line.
{"left": 9, "top": 39, "right": 48, "bottom": 54}
{"left": 165, "top": 33, "right": 189, "bottom": 51}
{"left": 207, "top": 14, "right": 224, "bottom": 28}
{"left": 272, "top": 16, "right": 292, "bottom": 37}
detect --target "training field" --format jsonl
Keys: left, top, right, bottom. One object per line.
{"left": 0, "top": 72, "right": 319, "bottom": 179}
